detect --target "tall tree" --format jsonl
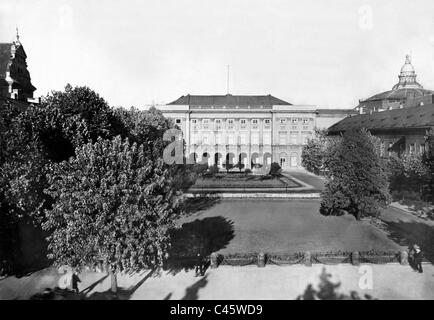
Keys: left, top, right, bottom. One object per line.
{"left": 44, "top": 137, "right": 184, "bottom": 293}
{"left": 301, "top": 129, "right": 329, "bottom": 175}
{"left": 320, "top": 129, "right": 391, "bottom": 220}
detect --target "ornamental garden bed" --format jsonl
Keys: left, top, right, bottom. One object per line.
{"left": 192, "top": 174, "right": 300, "bottom": 189}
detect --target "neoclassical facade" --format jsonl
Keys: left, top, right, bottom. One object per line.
{"left": 159, "top": 94, "right": 352, "bottom": 169}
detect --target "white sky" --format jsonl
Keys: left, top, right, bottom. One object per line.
{"left": 1, "top": 0, "right": 434, "bottom": 108}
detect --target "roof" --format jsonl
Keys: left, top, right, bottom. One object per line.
{"left": 328, "top": 104, "right": 434, "bottom": 133}
{"left": 167, "top": 94, "right": 292, "bottom": 106}
{"left": 360, "top": 87, "right": 434, "bottom": 103}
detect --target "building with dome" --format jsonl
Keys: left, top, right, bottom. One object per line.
{"left": 158, "top": 94, "right": 354, "bottom": 169}
{"left": 329, "top": 55, "right": 434, "bottom": 157}
{"left": 356, "top": 55, "right": 434, "bottom": 114}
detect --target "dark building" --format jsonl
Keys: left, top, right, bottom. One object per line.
{"left": 0, "top": 30, "right": 36, "bottom": 103}
{"left": 329, "top": 99, "right": 434, "bottom": 156}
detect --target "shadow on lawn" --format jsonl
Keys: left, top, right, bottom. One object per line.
{"left": 384, "top": 220, "right": 434, "bottom": 263}
{"left": 180, "top": 195, "right": 221, "bottom": 216}
{"left": 164, "top": 216, "right": 235, "bottom": 275}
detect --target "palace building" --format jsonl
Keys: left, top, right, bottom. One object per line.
{"left": 329, "top": 55, "right": 434, "bottom": 156}
{"left": 0, "top": 30, "right": 37, "bottom": 104}
{"left": 356, "top": 55, "right": 433, "bottom": 114}
{"left": 159, "top": 94, "right": 354, "bottom": 169}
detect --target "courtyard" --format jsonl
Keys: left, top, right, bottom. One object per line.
{"left": 173, "top": 199, "right": 404, "bottom": 256}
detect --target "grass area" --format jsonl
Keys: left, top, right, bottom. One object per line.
{"left": 177, "top": 199, "right": 402, "bottom": 255}
{"left": 192, "top": 173, "right": 300, "bottom": 189}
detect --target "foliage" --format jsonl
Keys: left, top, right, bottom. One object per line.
{"left": 386, "top": 153, "right": 430, "bottom": 201}
{"left": 269, "top": 162, "right": 282, "bottom": 176}
{"left": 112, "top": 106, "right": 174, "bottom": 162}
{"left": 301, "top": 129, "right": 329, "bottom": 175}
{"left": 423, "top": 128, "right": 434, "bottom": 202}
{"left": 43, "top": 137, "right": 183, "bottom": 273}
{"left": 320, "top": 129, "right": 391, "bottom": 220}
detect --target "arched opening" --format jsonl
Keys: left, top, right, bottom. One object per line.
{"left": 238, "top": 153, "right": 248, "bottom": 171}
{"left": 201, "top": 152, "right": 210, "bottom": 165}
{"left": 214, "top": 153, "right": 223, "bottom": 167}
{"left": 279, "top": 153, "right": 287, "bottom": 168}
{"left": 263, "top": 152, "right": 272, "bottom": 166}
{"left": 290, "top": 152, "right": 298, "bottom": 167}
{"left": 251, "top": 152, "right": 260, "bottom": 168}
{"left": 188, "top": 152, "right": 198, "bottom": 164}
{"left": 224, "top": 153, "right": 235, "bottom": 172}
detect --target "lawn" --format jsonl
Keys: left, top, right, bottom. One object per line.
{"left": 173, "top": 199, "right": 403, "bottom": 256}
{"left": 191, "top": 173, "right": 300, "bottom": 189}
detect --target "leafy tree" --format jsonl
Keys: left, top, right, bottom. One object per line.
{"left": 424, "top": 128, "right": 434, "bottom": 202}
{"left": 301, "top": 129, "right": 330, "bottom": 175}
{"left": 43, "top": 137, "right": 184, "bottom": 293}
{"left": 112, "top": 107, "right": 174, "bottom": 162}
{"left": 320, "top": 129, "right": 391, "bottom": 220}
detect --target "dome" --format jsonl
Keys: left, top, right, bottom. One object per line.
{"left": 400, "top": 55, "right": 415, "bottom": 74}
{"left": 359, "top": 55, "right": 433, "bottom": 105}
{"left": 392, "top": 55, "right": 423, "bottom": 90}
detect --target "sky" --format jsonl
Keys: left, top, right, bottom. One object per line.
{"left": 1, "top": 0, "right": 434, "bottom": 108}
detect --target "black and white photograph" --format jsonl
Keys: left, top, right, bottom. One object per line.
{"left": 1, "top": 0, "right": 434, "bottom": 308}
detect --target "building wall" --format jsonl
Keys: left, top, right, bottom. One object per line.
{"left": 159, "top": 104, "right": 352, "bottom": 169}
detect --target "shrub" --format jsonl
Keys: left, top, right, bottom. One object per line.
{"left": 321, "top": 129, "right": 391, "bottom": 220}
{"left": 269, "top": 162, "right": 282, "bottom": 176}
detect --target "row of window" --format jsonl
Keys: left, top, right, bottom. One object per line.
{"left": 190, "top": 131, "right": 312, "bottom": 145}
{"left": 175, "top": 118, "right": 314, "bottom": 131}
{"left": 380, "top": 141, "right": 426, "bottom": 156}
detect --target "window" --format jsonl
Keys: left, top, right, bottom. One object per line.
{"left": 388, "top": 142, "right": 393, "bottom": 156}
{"left": 292, "top": 118, "right": 298, "bottom": 124}
{"left": 214, "top": 119, "right": 222, "bottom": 130}
{"left": 279, "top": 118, "right": 286, "bottom": 124}
{"left": 279, "top": 118, "right": 286, "bottom": 130}
{"left": 302, "top": 118, "right": 308, "bottom": 124}
{"left": 290, "top": 131, "right": 298, "bottom": 144}
{"left": 202, "top": 119, "right": 210, "bottom": 130}
{"left": 409, "top": 143, "right": 415, "bottom": 154}
{"left": 216, "top": 132, "right": 223, "bottom": 145}
{"left": 227, "top": 119, "right": 234, "bottom": 130}
{"left": 191, "top": 119, "right": 198, "bottom": 131}
{"left": 240, "top": 119, "right": 247, "bottom": 130}
{"left": 228, "top": 132, "right": 236, "bottom": 145}
{"left": 263, "top": 132, "right": 271, "bottom": 146}
{"left": 240, "top": 133, "right": 248, "bottom": 145}
{"left": 251, "top": 132, "right": 259, "bottom": 145}
{"left": 252, "top": 119, "right": 259, "bottom": 130}
{"left": 175, "top": 118, "right": 182, "bottom": 124}
{"left": 278, "top": 132, "right": 286, "bottom": 145}
{"left": 420, "top": 144, "right": 425, "bottom": 154}
{"left": 264, "top": 119, "right": 271, "bottom": 130}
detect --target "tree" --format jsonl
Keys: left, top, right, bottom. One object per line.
{"left": 269, "top": 162, "right": 282, "bottom": 177}
{"left": 424, "top": 128, "right": 434, "bottom": 202}
{"left": 301, "top": 129, "right": 329, "bottom": 175}
{"left": 320, "top": 129, "right": 391, "bottom": 220}
{"left": 43, "top": 137, "right": 184, "bottom": 293}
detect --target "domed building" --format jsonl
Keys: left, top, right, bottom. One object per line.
{"left": 356, "top": 55, "right": 434, "bottom": 114}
